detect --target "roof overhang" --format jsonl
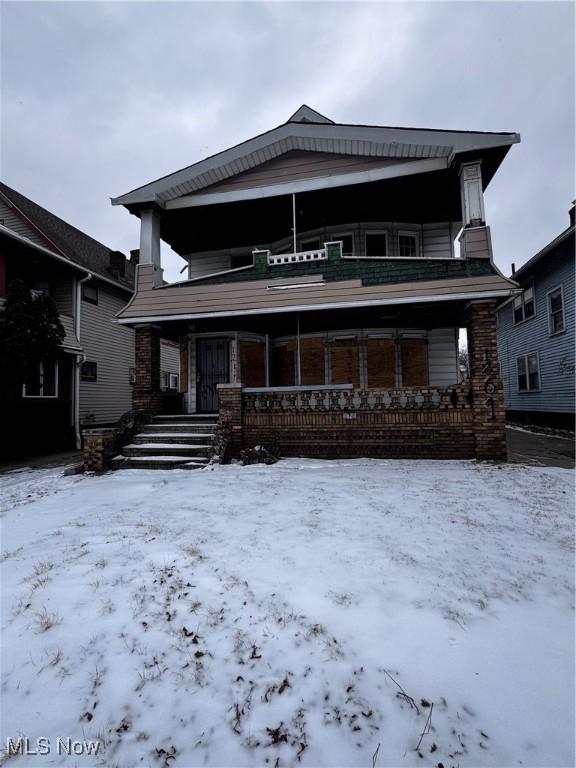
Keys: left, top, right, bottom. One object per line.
{"left": 0, "top": 223, "right": 91, "bottom": 274}
{"left": 112, "top": 116, "right": 520, "bottom": 210}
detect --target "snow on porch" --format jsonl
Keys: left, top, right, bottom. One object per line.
{"left": 0, "top": 459, "right": 573, "bottom": 767}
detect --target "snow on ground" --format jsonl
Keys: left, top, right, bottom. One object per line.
{"left": 1, "top": 459, "right": 574, "bottom": 768}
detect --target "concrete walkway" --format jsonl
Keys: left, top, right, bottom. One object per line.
{"left": 507, "top": 425, "right": 575, "bottom": 469}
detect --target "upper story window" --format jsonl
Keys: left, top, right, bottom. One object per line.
{"left": 547, "top": 286, "right": 565, "bottom": 335}
{"left": 513, "top": 287, "right": 535, "bottom": 324}
{"left": 300, "top": 237, "right": 321, "bottom": 252}
{"left": 517, "top": 352, "right": 540, "bottom": 392}
{"left": 365, "top": 232, "right": 388, "bottom": 258}
{"left": 82, "top": 283, "right": 98, "bottom": 305}
{"left": 398, "top": 232, "right": 419, "bottom": 258}
{"left": 331, "top": 233, "right": 354, "bottom": 257}
{"left": 23, "top": 360, "right": 58, "bottom": 398}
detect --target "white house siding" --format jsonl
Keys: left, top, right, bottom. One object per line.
{"left": 188, "top": 252, "right": 231, "bottom": 279}
{"left": 161, "top": 340, "right": 180, "bottom": 379}
{"left": 79, "top": 281, "right": 135, "bottom": 425}
{"left": 427, "top": 328, "right": 459, "bottom": 386}
{"left": 497, "top": 251, "right": 575, "bottom": 414}
{"left": 421, "top": 223, "right": 458, "bottom": 258}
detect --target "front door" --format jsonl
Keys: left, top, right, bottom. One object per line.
{"left": 196, "top": 338, "right": 229, "bottom": 412}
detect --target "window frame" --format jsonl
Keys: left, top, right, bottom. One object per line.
{"left": 364, "top": 230, "right": 389, "bottom": 259}
{"left": 330, "top": 232, "right": 355, "bottom": 257}
{"left": 516, "top": 352, "right": 541, "bottom": 393}
{"left": 397, "top": 230, "right": 420, "bottom": 258}
{"left": 22, "top": 360, "right": 59, "bottom": 399}
{"left": 82, "top": 283, "right": 99, "bottom": 305}
{"left": 80, "top": 361, "right": 98, "bottom": 382}
{"left": 512, "top": 286, "right": 536, "bottom": 325}
{"left": 546, "top": 285, "right": 566, "bottom": 336}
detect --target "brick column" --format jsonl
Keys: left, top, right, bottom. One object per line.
{"left": 466, "top": 301, "right": 507, "bottom": 461}
{"left": 83, "top": 428, "right": 116, "bottom": 472}
{"left": 217, "top": 384, "right": 243, "bottom": 457}
{"left": 133, "top": 325, "right": 162, "bottom": 414}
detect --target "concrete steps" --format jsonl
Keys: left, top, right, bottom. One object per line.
{"left": 113, "top": 413, "right": 217, "bottom": 470}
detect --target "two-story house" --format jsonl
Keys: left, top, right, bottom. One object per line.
{"left": 0, "top": 183, "right": 179, "bottom": 459}
{"left": 497, "top": 204, "right": 575, "bottom": 428}
{"left": 110, "top": 106, "right": 521, "bottom": 467}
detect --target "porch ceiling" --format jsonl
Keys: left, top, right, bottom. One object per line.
{"left": 156, "top": 170, "right": 464, "bottom": 255}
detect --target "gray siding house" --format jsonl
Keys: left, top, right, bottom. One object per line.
{"left": 497, "top": 205, "right": 575, "bottom": 426}
{"left": 0, "top": 183, "right": 179, "bottom": 458}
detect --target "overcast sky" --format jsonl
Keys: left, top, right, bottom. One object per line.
{"left": 1, "top": 1, "right": 574, "bottom": 282}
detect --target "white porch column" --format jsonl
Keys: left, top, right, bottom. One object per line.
{"left": 459, "top": 162, "right": 486, "bottom": 227}
{"left": 139, "top": 209, "right": 163, "bottom": 286}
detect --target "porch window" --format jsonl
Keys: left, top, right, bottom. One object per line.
{"left": 399, "top": 339, "right": 429, "bottom": 386}
{"left": 513, "top": 287, "right": 535, "bottom": 324}
{"left": 330, "top": 339, "right": 361, "bottom": 387}
{"left": 23, "top": 360, "right": 58, "bottom": 398}
{"left": 547, "top": 286, "right": 565, "bottom": 335}
{"left": 398, "top": 232, "right": 419, "bottom": 258}
{"left": 81, "top": 361, "right": 97, "bottom": 382}
{"left": 272, "top": 343, "right": 296, "bottom": 386}
{"left": 517, "top": 352, "right": 540, "bottom": 392}
{"left": 365, "top": 232, "right": 388, "bottom": 258}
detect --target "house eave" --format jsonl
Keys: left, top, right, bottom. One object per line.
{"left": 116, "top": 288, "right": 520, "bottom": 326}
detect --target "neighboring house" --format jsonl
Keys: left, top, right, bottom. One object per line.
{"left": 0, "top": 183, "right": 179, "bottom": 458}
{"left": 111, "top": 105, "right": 521, "bottom": 464}
{"left": 497, "top": 204, "right": 575, "bottom": 427}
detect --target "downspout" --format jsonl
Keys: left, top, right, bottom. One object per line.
{"left": 74, "top": 273, "right": 92, "bottom": 449}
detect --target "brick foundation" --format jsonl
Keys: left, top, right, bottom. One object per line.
{"left": 466, "top": 301, "right": 507, "bottom": 461}
{"left": 217, "top": 384, "right": 243, "bottom": 456}
{"left": 83, "top": 428, "right": 116, "bottom": 472}
{"left": 133, "top": 325, "right": 162, "bottom": 413}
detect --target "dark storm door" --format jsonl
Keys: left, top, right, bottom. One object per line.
{"left": 196, "top": 338, "right": 229, "bottom": 412}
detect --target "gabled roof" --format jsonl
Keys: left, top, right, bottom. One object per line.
{"left": 513, "top": 222, "right": 575, "bottom": 280}
{"left": 0, "top": 183, "right": 134, "bottom": 291}
{"left": 112, "top": 106, "right": 520, "bottom": 209}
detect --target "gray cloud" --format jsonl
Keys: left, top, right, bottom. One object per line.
{"left": 1, "top": 1, "right": 573, "bottom": 281}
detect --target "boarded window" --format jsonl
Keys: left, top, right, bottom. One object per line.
{"left": 272, "top": 344, "right": 295, "bottom": 386}
{"left": 399, "top": 339, "right": 428, "bottom": 387}
{"left": 239, "top": 341, "right": 266, "bottom": 387}
{"left": 330, "top": 340, "right": 361, "bottom": 387}
{"left": 300, "top": 338, "right": 326, "bottom": 385}
{"left": 366, "top": 339, "right": 395, "bottom": 387}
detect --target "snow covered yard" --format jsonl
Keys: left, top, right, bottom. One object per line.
{"left": 1, "top": 459, "right": 574, "bottom": 768}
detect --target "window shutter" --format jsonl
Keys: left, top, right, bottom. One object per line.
{"left": 400, "top": 339, "right": 428, "bottom": 387}
{"left": 330, "top": 340, "right": 361, "bottom": 387}
{"left": 272, "top": 344, "right": 295, "bottom": 386}
{"left": 239, "top": 340, "right": 266, "bottom": 387}
{"left": 300, "top": 338, "right": 326, "bottom": 385}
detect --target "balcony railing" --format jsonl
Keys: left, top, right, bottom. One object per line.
{"left": 267, "top": 247, "right": 328, "bottom": 266}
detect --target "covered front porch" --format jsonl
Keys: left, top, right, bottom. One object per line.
{"left": 132, "top": 298, "right": 506, "bottom": 461}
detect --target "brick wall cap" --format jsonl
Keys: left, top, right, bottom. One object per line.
{"left": 83, "top": 428, "right": 116, "bottom": 437}
{"left": 217, "top": 383, "right": 243, "bottom": 390}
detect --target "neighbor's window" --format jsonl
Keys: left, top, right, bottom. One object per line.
{"left": 398, "top": 232, "right": 419, "bottom": 258}
{"left": 31, "top": 278, "right": 50, "bottom": 299}
{"left": 517, "top": 352, "right": 540, "bottom": 392}
{"left": 365, "top": 232, "right": 388, "bottom": 258}
{"left": 548, "top": 286, "right": 565, "bottom": 335}
{"left": 81, "top": 361, "right": 97, "bottom": 382}
{"left": 23, "top": 360, "right": 58, "bottom": 398}
{"left": 513, "top": 287, "right": 535, "bottom": 324}
{"left": 82, "top": 283, "right": 98, "bottom": 304}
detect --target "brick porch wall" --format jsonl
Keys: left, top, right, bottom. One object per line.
{"left": 133, "top": 325, "right": 162, "bottom": 413}
{"left": 466, "top": 301, "right": 507, "bottom": 461}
